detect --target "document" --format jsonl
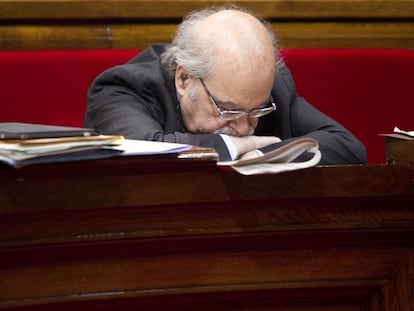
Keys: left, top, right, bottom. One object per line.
{"left": 0, "top": 135, "right": 124, "bottom": 154}
{"left": 0, "top": 137, "right": 193, "bottom": 168}
{"left": 114, "top": 139, "right": 192, "bottom": 155}
{"left": 380, "top": 126, "right": 414, "bottom": 140}
{"left": 394, "top": 127, "right": 414, "bottom": 137}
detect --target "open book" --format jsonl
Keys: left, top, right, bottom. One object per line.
{"left": 217, "top": 137, "right": 321, "bottom": 175}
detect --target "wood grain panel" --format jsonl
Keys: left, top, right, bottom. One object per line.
{"left": 0, "top": 25, "right": 111, "bottom": 50}
{"left": 112, "top": 22, "right": 414, "bottom": 49}
{"left": 1, "top": 245, "right": 411, "bottom": 309}
{"left": 274, "top": 22, "right": 414, "bottom": 48}
{"left": 112, "top": 0, "right": 414, "bottom": 19}
{"left": 0, "top": 0, "right": 413, "bottom": 50}
{"left": 0, "top": 161, "right": 413, "bottom": 310}
{"left": 1, "top": 22, "right": 413, "bottom": 50}
{"left": 1, "top": 0, "right": 414, "bottom": 19}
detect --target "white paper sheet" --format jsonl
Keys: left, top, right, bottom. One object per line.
{"left": 113, "top": 139, "right": 192, "bottom": 155}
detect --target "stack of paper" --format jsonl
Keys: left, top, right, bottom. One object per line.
{"left": 0, "top": 122, "right": 124, "bottom": 168}
{"left": 393, "top": 127, "right": 414, "bottom": 139}
{"left": 0, "top": 135, "right": 125, "bottom": 168}
{"left": 0, "top": 122, "right": 202, "bottom": 168}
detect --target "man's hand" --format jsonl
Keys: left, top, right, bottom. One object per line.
{"left": 227, "top": 135, "right": 281, "bottom": 158}
{"left": 238, "top": 149, "right": 262, "bottom": 160}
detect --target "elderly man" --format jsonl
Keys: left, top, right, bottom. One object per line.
{"left": 85, "top": 6, "right": 366, "bottom": 164}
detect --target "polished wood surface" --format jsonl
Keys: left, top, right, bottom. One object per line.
{"left": 1, "top": 0, "right": 413, "bottom": 50}
{"left": 0, "top": 156, "right": 413, "bottom": 310}
{"left": 385, "top": 137, "right": 414, "bottom": 164}
{"left": 3, "top": 0, "right": 414, "bottom": 19}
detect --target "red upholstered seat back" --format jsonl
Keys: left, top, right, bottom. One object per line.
{"left": 281, "top": 48, "right": 414, "bottom": 164}
{"left": 0, "top": 50, "right": 139, "bottom": 127}
{"left": 1, "top": 48, "right": 413, "bottom": 163}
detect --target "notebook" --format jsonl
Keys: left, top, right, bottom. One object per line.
{"left": 0, "top": 122, "right": 99, "bottom": 139}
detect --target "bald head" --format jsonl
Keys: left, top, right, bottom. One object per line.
{"left": 205, "top": 11, "right": 273, "bottom": 72}
{"left": 162, "top": 6, "right": 278, "bottom": 80}
{"left": 199, "top": 9, "right": 275, "bottom": 64}
{"left": 196, "top": 9, "right": 276, "bottom": 105}
{"left": 168, "top": 7, "right": 279, "bottom": 135}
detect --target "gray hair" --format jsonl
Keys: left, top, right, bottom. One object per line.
{"left": 161, "top": 5, "right": 279, "bottom": 80}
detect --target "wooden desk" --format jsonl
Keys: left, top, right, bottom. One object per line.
{"left": 0, "top": 156, "right": 413, "bottom": 310}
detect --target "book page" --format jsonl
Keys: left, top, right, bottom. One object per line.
{"left": 217, "top": 137, "right": 321, "bottom": 175}
{"left": 228, "top": 148, "right": 321, "bottom": 175}
{"left": 218, "top": 137, "right": 319, "bottom": 166}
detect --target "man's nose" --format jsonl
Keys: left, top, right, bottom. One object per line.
{"left": 229, "top": 116, "right": 256, "bottom": 136}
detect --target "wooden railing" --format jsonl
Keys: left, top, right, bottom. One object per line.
{"left": 1, "top": 155, "right": 414, "bottom": 310}
{"left": 1, "top": 0, "right": 414, "bottom": 50}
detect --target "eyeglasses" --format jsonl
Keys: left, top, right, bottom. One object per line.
{"left": 199, "top": 78, "right": 276, "bottom": 121}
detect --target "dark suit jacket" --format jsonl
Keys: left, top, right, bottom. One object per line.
{"left": 85, "top": 44, "right": 366, "bottom": 164}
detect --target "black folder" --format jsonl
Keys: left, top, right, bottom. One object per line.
{"left": 0, "top": 122, "right": 99, "bottom": 140}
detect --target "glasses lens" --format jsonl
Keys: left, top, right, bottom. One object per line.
{"left": 219, "top": 102, "right": 276, "bottom": 120}
{"left": 250, "top": 107, "right": 275, "bottom": 118}
{"left": 248, "top": 103, "right": 276, "bottom": 118}
{"left": 219, "top": 111, "right": 246, "bottom": 120}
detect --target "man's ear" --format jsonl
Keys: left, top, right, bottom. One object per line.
{"left": 175, "top": 65, "right": 190, "bottom": 97}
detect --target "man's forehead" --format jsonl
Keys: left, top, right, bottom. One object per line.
{"left": 205, "top": 80, "right": 272, "bottom": 111}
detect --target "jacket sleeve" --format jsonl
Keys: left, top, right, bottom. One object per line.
{"left": 84, "top": 64, "right": 233, "bottom": 161}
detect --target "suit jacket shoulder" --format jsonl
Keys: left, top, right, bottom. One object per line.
{"left": 85, "top": 44, "right": 231, "bottom": 160}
